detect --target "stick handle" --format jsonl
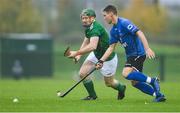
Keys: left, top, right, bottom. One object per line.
{"left": 60, "top": 68, "right": 96, "bottom": 97}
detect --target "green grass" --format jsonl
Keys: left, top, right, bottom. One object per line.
{"left": 0, "top": 79, "right": 180, "bottom": 112}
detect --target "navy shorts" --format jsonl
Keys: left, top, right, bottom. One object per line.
{"left": 125, "top": 55, "right": 146, "bottom": 72}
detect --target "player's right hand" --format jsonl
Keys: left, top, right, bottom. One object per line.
{"left": 67, "top": 51, "right": 78, "bottom": 58}
{"left": 95, "top": 60, "right": 104, "bottom": 70}
{"left": 146, "top": 48, "right": 155, "bottom": 59}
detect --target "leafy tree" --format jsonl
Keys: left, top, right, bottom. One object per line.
{"left": 57, "top": 0, "right": 83, "bottom": 44}
{"left": 0, "top": 0, "right": 42, "bottom": 33}
{"left": 120, "top": 0, "right": 167, "bottom": 34}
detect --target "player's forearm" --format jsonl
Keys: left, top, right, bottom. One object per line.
{"left": 100, "top": 44, "right": 116, "bottom": 61}
{"left": 77, "top": 38, "right": 89, "bottom": 57}
{"left": 80, "top": 38, "right": 89, "bottom": 49}
{"left": 137, "top": 30, "right": 150, "bottom": 50}
{"left": 76, "top": 37, "right": 98, "bottom": 56}
{"left": 77, "top": 44, "right": 96, "bottom": 56}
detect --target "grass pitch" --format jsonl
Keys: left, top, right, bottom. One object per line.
{"left": 0, "top": 79, "right": 180, "bottom": 112}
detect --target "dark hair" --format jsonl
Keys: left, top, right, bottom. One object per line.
{"left": 103, "top": 5, "right": 117, "bottom": 15}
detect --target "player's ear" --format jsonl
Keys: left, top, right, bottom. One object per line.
{"left": 110, "top": 12, "right": 113, "bottom": 17}
{"left": 91, "top": 16, "right": 95, "bottom": 21}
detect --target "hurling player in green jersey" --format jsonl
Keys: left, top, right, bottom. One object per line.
{"left": 66, "top": 9, "right": 126, "bottom": 100}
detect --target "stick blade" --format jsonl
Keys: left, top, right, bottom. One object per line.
{"left": 60, "top": 93, "right": 66, "bottom": 97}
{"left": 64, "top": 46, "right": 70, "bottom": 57}
{"left": 57, "top": 91, "right": 66, "bottom": 98}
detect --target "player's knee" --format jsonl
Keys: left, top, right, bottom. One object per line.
{"left": 131, "top": 81, "right": 138, "bottom": 86}
{"left": 105, "top": 81, "right": 113, "bottom": 87}
{"left": 79, "top": 72, "right": 86, "bottom": 78}
{"left": 122, "top": 70, "right": 129, "bottom": 78}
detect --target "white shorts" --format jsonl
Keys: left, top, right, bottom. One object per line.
{"left": 85, "top": 52, "right": 118, "bottom": 77}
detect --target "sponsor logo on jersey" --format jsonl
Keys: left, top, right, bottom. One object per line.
{"left": 127, "top": 24, "right": 133, "bottom": 30}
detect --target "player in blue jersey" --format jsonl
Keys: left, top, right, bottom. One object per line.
{"left": 96, "top": 5, "right": 166, "bottom": 102}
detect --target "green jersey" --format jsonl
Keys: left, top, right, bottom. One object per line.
{"left": 85, "top": 20, "right": 115, "bottom": 61}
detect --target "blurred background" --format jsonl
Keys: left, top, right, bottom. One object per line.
{"left": 0, "top": 0, "right": 180, "bottom": 81}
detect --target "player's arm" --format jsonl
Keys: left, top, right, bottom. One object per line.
{"left": 96, "top": 29, "right": 119, "bottom": 69}
{"left": 79, "top": 37, "right": 90, "bottom": 50}
{"left": 96, "top": 43, "right": 117, "bottom": 69}
{"left": 100, "top": 43, "right": 117, "bottom": 61}
{"left": 68, "top": 36, "right": 99, "bottom": 57}
{"left": 73, "top": 37, "right": 89, "bottom": 62}
{"left": 76, "top": 36, "right": 99, "bottom": 55}
{"left": 136, "top": 30, "right": 155, "bottom": 59}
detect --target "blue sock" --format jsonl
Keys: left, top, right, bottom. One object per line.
{"left": 134, "top": 82, "right": 155, "bottom": 96}
{"left": 126, "top": 72, "right": 151, "bottom": 83}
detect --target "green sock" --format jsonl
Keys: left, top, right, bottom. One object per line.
{"left": 113, "top": 82, "right": 125, "bottom": 92}
{"left": 83, "top": 80, "right": 97, "bottom": 97}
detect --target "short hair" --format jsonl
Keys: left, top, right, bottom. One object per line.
{"left": 103, "top": 5, "right": 117, "bottom": 15}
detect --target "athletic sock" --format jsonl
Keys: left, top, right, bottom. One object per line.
{"left": 126, "top": 72, "right": 153, "bottom": 84}
{"left": 134, "top": 82, "right": 155, "bottom": 96}
{"left": 83, "top": 79, "right": 97, "bottom": 97}
{"left": 112, "top": 80, "right": 125, "bottom": 92}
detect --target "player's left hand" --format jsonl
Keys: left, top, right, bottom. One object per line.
{"left": 67, "top": 51, "right": 78, "bottom": 58}
{"left": 73, "top": 55, "right": 81, "bottom": 64}
{"left": 95, "top": 60, "right": 104, "bottom": 70}
{"left": 146, "top": 48, "right": 155, "bottom": 59}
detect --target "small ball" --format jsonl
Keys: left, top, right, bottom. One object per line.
{"left": 13, "top": 98, "right": 19, "bottom": 103}
{"left": 57, "top": 91, "right": 61, "bottom": 97}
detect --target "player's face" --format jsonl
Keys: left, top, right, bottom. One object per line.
{"left": 103, "top": 12, "right": 113, "bottom": 24}
{"left": 81, "top": 15, "right": 93, "bottom": 28}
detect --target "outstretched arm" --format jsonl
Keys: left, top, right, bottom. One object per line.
{"left": 136, "top": 30, "right": 155, "bottom": 59}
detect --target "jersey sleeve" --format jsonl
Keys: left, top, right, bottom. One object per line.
{"left": 88, "top": 28, "right": 101, "bottom": 38}
{"left": 121, "top": 19, "right": 139, "bottom": 35}
{"left": 109, "top": 31, "right": 119, "bottom": 45}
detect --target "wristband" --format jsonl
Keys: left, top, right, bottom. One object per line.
{"left": 98, "top": 60, "right": 104, "bottom": 64}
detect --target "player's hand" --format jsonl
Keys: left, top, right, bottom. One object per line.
{"left": 95, "top": 60, "right": 104, "bottom": 70}
{"left": 73, "top": 55, "right": 81, "bottom": 63}
{"left": 67, "top": 51, "right": 78, "bottom": 58}
{"left": 146, "top": 48, "right": 155, "bottom": 59}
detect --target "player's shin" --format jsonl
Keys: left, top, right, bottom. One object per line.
{"left": 133, "top": 82, "right": 155, "bottom": 96}
{"left": 111, "top": 79, "right": 125, "bottom": 92}
{"left": 83, "top": 79, "right": 97, "bottom": 98}
{"left": 126, "top": 72, "right": 149, "bottom": 83}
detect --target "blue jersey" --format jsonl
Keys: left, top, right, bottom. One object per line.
{"left": 109, "top": 18, "right": 145, "bottom": 58}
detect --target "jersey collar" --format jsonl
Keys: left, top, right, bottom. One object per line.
{"left": 89, "top": 19, "right": 95, "bottom": 30}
